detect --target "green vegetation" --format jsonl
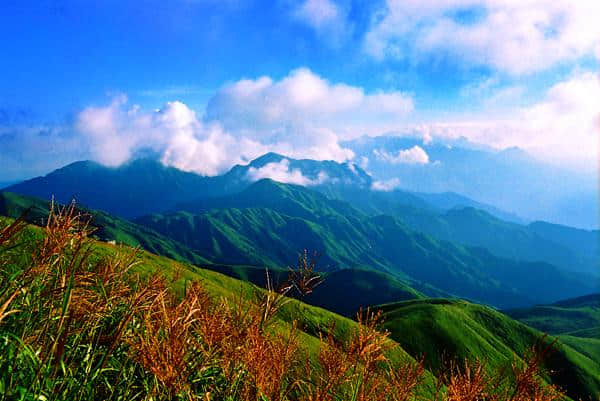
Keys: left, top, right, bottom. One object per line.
{"left": 138, "top": 180, "right": 592, "bottom": 308}
{"left": 3, "top": 161, "right": 599, "bottom": 399}
{"left": 8, "top": 156, "right": 596, "bottom": 278}
{"left": 2, "top": 182, "right": 593, "bottom": 309}
{"left": 376, "top": 299, "right": 600, "bottom": 401}
{"left": 0, "top": 204, "right": 588, "bottom": 400}
{"left": 505, "top": 294, "right": 600, "bottom": 337}
{"left": 0, "top": 208, "right": 425, "bottom": 400}
{"left": 331, "top": 190, "right": 598, "bottom": 277}
{"left": 0, "top": 191, "right": 209, "bottom": 265}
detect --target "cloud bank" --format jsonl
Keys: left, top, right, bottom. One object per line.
{"left": 73, "top": 68, "right": 598, "bottom": 175}
{"left": 364, "top": 0, "right": 600, "bottom": 74}
{"left": 412, "top": 71, "right": 600, "bottom": 171}
{"left": 4, "top": 63, "right": 588, "bottom": 181}
{"left": 74, "top": 68, "right": 414, "bottom": 176}
{"left": 76, "top": 96, "right": 265, "bottom": 176}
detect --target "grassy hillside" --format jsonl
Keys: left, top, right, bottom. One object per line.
{"left": 1, "top": 210, "right": 595, "bottom": 399}
{"left": 1, "top": 213, "right": 434, "bottom": 400}
{"left": 0, "top": 190, "right": 210, "bottom": 266}
{"left": 376, "top": 299, "right": 600, "bottom": 401}
{"left": 505, "top": 294, "right": 600, "bottom": 337}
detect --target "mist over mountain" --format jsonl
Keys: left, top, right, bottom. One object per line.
{"left": 3, "top": 152, "right": 372, "bottom": 218}
{"left": 344, "top": 135, "right": 598, "bottom": 229}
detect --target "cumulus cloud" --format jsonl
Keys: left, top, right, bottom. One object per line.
{"left": 73, "top": 68, "right": 415, "bottom": 176}
{"left": 67, "top": 67, "right": 597, "bottom": 177}
{"left": 371, "top": 177, "right": 401, "bottom": 191}
{"left": 517, "top": 71, "right": 600, "bottom": 169}
{"left": 76, "top": 97, "right": 266, "bottom": 175}
{"left": 205, "top": 67, "right": 413, "bottom": 160}
{"left": 373, "top": 145, "right": 430, "bottom": 164}
{"left": 364, "top": 0, "right": 600, "bottom": 74}
{"left": 246, "top": 158, "right": 329, "bottom": 185}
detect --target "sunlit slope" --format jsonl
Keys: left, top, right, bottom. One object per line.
{"left": 505, "top": 294, "right": 600, "bottom": 337}
{"left": 1, "top": 216, "right": 429, "bottom": 389}
{"left": 376, "top": 299, "right": 600, "bottom": 401}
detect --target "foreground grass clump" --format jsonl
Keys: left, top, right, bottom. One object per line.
{"left": 0, "top": 204, "right": 569, "bottom": 400}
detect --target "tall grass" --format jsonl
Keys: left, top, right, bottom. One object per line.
{"left": 0, "top": 204, "right": 571, "bottom": 400}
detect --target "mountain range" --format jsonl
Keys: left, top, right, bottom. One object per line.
{"left": 343, "top": 136, "right": 598, "bottom": 229}
{"left": 5, "top": 154, "right": 598, "bottom": 276}
{"left": 2, "top": 154, "right": 598, "bottom": 309}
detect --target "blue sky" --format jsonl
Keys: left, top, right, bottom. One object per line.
{"left": 1, "top": 0, "right": 598, "bottom": 180}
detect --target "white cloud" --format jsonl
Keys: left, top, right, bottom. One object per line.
{"left": 75, "top": 69, "right": 412, "bottom": 175}
{"left": 71, "top": 67, "right": 596, "bottom": 176}
{"left": 292, "top": 0, "right": 350, "bottom": 44}
{"left": 483, "top": 86, "right": 525, "bottom": 108}
{"left": 205, "top": 67, "right": 413, "bottom": 161}
{"left": 373, "top": 145, "right": 430, "bottom": 164}
{"left": 364, "top": 0, "right": 600, "bottom": 74}
{"left": 517, "top": 71, "right": 600, "bottom": 169}
{"left": 74, "top": 69, "right": 414, "bottom": 176}
{"left": 459, "top": 77, "right": 524, "bottom": 109}
{"left": 76, "top": 98, "right": 266, "bottom": 176}
{"left": 409, "top": 71, "right": 600, "bottom": 171}
{"left": 371, "top": 177, "right": 401, "bottom": 191}
{"left": 246, "top": 159, "right": 329, "bottom": 185}
{"left": 294, "top": 0, "right": 340, "bottom": 29}
{"left": 422, "top": 132, "right": 433, "bottom": 145}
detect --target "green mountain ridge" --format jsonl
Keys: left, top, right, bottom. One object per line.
{"left": 505, "top": 294, "right": 600, "bottom": 337}
{"left": 0, "top": 191, "right": 210, "bottom": 266}
{"left": 7, "top": 156, "right": 596, "bottom": 278}
{"left": 0, "top": 190, "right": 431, "bottom": 317}
{"left": 328, "top": 189, "right": 599, "bottom": 277}
{"left": 137, "top": 179, "right": 594, "bottom": 308}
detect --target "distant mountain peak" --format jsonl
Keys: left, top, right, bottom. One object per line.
{"left": 247, "top": 152, "right": 286, "bottom": 167}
